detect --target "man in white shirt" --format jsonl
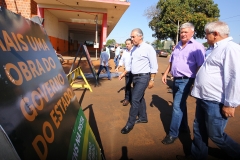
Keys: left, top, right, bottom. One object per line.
{"left": 96, "top": 47, "right": 111, "bottom": 80}
{"left": 114, "top": 43, "right": 121, "bottom": 68}
{"left": 115, "top": 38, "right": 133, "bottom": 106}
{"left": 103, "top": 42, "right": 110, "bottom": 59}
{"left": 178, "top": 21, "right": 240, "bottom": 160}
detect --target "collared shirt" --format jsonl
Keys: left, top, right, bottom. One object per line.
{"left": 169, "top": 38, "right": 205, "bottom": 78}
{"left": 102, "top": 47, "right": 110, "bottom": 59}
{"left": 191, "top": 37, "right": 240, "bottom": 108}
{"left": 100, "top": 51, "right": 109, "bottom": 66}
{"left": 205, "top": 46, "right": 213, "bottom": 58}
{"left": 126, "top": 42, "right": 158, "bottom": 74}
{"left": 115, "top": 46, "right": 121, "bottom": 57}
{"left": 118, "top": 48, "right": 132, "bottom": 68}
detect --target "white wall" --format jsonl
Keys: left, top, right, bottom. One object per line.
{"left": 58, "top": 22, "right": 68, "bottom": 40}
{"left": 44, "top": 10, "right": 68, "bottom": 40}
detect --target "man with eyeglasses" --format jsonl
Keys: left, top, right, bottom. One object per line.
{"left": 161, "top": 22, "right": 205, "bottom": 145}
{"left": 119, "top": 28, "right": 158, "bottom": 134}
{"left": 177, "top": 21, "right": 240, "bottom": 160}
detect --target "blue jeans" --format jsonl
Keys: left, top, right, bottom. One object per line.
{"left": 114, "top": 55, "right": 119, "bottom": 67}
{"left": 126, "top": 74, "right": 150, "bottom": 127}
{"left": 191, "top": 99, "right": 240, "bottom": 160}
{"left": 125, "top": 72, "right": 133, "bottom": 101}
{"left": 97, "top": 65, "right": 111, "bottom": 80}
{"left": 169, "top": 78, "right": 194, "bottom": 137}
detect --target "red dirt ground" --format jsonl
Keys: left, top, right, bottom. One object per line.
{"left": 62, "top": 56, "right": 240, "bottom": 160}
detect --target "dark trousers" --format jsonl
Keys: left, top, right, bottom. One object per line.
{"left": 97, "top": 65, "right": 111, "bottom": 80}
{"left": 191, "top": 99, "right": 240, "bottom": 159}
{"left": 126, "top": 74, "right": 150, "bottom": 127}
{"left": 124, "top": 72, "right": 133, "bottom": 101}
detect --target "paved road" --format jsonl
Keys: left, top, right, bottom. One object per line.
{"left": 66, "top": 56, "right": 240, "bottom": 160}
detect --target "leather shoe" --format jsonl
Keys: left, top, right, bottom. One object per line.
{"left": 121, "top": 126, "right": 133, "bottom": 134}
{"left": 122, "top": 100, "right": 130, "bottom": 106}
{"left": 161, "top": 135, "right": 177, "bottom": 145}
{"left": 135, "top": 119, "right": 148, "bottom": 124}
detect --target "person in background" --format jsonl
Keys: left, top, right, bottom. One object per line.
{"left": 103, "top": 42, "right": 110, "bottom": 60}
{"left": 177, "top": 21, "right": 240, "bottom": 160}
{"left": 161, "top": 22, "right": 205, "bottom": 145}
{"left": 119, "top": 28, "right": 158, "bottom": 134}
{"left": 97, "top": 47, "right": 111, "bottom": 80}
{"left": 167, "top": 44, "right": 176, "bottom": 93}
{"left": 114, "top": 43, "right": 121, "bottom": 68}
{"left": 115, "top": 38, "right": 133, "bottom": 106}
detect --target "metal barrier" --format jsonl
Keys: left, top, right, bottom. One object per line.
{"left": 67, "top": 67, "right": 93, "bottom": 92}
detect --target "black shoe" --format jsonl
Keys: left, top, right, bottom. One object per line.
{"left": 161, "top": 135, "right": 177, "bottom": 145}
{"left": 135, "top": 119, "right": 148, "bottom": 124}
{"left": 122, "top": 99, "right": 130, "bottom": 106}
{"left": 121, "top": 126, "right": 133, "bottom": 134}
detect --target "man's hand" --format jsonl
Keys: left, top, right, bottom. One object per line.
{"left": 148, "top": 80, "right": 154, "bottom": 89}
{"left": 161, "top": 73, "right": 168, "bottom": 84}
{"left": 222, "top": 106, "right": 235, "bottom": 118}
{"left": 119, "top": 72, "right": 126, "bottom": 80}
{"left": 115, "top": 68, "right": 118, "bottom": 72}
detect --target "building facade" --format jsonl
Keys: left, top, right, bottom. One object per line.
{"left": 0, "top": 0, "right": 130, "bottom": 56}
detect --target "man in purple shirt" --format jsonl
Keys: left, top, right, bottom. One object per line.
{"left": 161, "top": 22, "right": 205, "bottom": 145}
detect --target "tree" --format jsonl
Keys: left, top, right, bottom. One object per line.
{"left": 146, "top": 0, "right": 220, "bottom": 43}
{"left": 106, "top": 39, "right": 116, "bottom": 46}
{"left": 152, "top": 39, "right": 163, "bottom": 49}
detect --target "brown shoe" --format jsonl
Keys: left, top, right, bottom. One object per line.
{"left": 122, "top": 100, "right": 130, "bottom": 106}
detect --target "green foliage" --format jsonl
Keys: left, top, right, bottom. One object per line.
{"left": 152, "top": 39, "right": 163, "bottom": 49}
{"left": 148, "top": 0, "right": 220, "bottom": 42}
{"left": 202, "top": 42, "right": 209, "bottom": 47}
{"left": 106, "top": 39, "right": 116, "bottom": 46}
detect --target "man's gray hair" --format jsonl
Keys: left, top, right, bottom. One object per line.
{"left": 205, "top": 21, "right": 229, "bottom": 37}
{"left": 180, "top": 22, "right": 195, "bottom": 31}
{"left": 132, "top": 28, "right": 144, "bottom": 38}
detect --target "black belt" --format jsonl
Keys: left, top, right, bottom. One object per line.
{"left": 174, "top": 76, "right": 190, "bottom": 79}
{"left": 132, "top": 73, "right": 150, "bottom": 77}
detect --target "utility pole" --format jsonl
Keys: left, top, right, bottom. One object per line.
{"left": 95, "top": 15, "right": 98, "bottom": 60}
{"left": 176, "top": 20, "right": 179, "bottom": 45}
{"left": 168, "top": 19, "right": 180, "bottom": 45}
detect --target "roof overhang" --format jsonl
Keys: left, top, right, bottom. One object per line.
{"left": 34, "top": 0, "right": 130, "bottom": 36}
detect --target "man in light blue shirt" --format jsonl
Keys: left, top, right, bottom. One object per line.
{"left": 186, "top": 21, "right": 240, "bottom": 160}
{"left": 119, "top": 28, "right": 158, "bottom": 134}
{"left": 96, "top": 47, "right": 111, "bottom": 80}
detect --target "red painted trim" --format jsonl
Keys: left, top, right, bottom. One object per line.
{"left": 37, "top": 7, "right": 44, "bottom": 18}
{"left": 101, "top": 13, "right": 107, "bottom": 51}
{"left": 37, "top": 7, "right": 44, "bottom": 26}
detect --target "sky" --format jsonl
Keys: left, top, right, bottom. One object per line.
{"left": 107, "top": 0, "right": 240, "bottom": 44}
